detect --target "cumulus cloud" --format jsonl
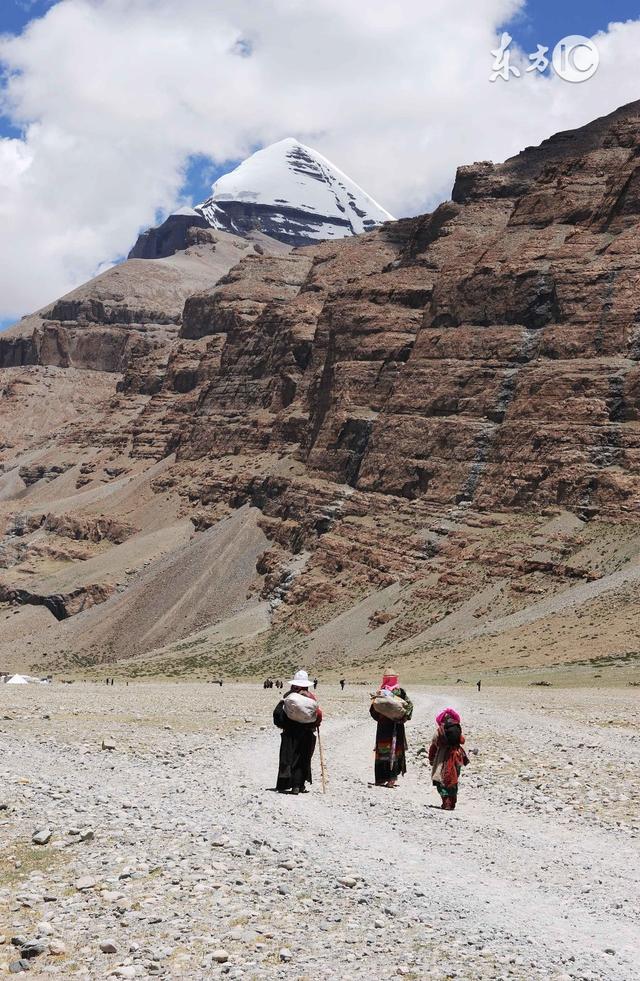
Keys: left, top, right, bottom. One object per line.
{"left": 0, "top": 0, "right": 639, "bottom": 320}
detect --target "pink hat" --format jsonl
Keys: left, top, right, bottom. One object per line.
{"left": 380, "top": 668, "right": 399, "bottom": 691}
{"left": 436, "top": 707, "right": 460, "bottom": 726}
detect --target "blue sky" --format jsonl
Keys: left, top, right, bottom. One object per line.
{"left": 0, "top": 2, "right": 226, "bottom": 329}
{"left": 0, "top": 1, "right": 227, "bottom": 208}
{"left": 1, "top": 0, "right": 56, "bottom": 35}
{"left": 505, "top": 0, "right": 640, "bottom": 49}
{"left": 1, "top": 0, "right": 640, "bottom": 330}
{"left": 4, "top": 0, "right": 638, "bottom": 46}
{"left": 176, "top": 0, "right": 640, "bottom": 206}
{"left": 2, "top": 0, "right": 638, "bottom": 214}
{"left": 0, "top": 4, "right": 58, "bottom": 143}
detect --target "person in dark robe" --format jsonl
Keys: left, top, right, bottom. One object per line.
{"left": 273, "top": 670, "right": 322, "bottom": 794}
{"left": 369, "top": 669, "right": 413, "bottom": 788}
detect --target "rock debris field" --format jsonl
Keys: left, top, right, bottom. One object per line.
{"left": 1, "top": 683, "right": 639, "bottom": 980}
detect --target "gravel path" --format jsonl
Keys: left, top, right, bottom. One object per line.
{"left": 1, "top": 683, "right": 638, "bottom": 979}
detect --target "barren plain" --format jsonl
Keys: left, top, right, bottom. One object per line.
{"left": 1, "top": 682, "right": 638, "bottom": 980}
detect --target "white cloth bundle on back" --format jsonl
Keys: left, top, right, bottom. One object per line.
{"left": 283, "top": 692, "right": 318, "bottom": 724}
{"left": 372, "top": 690, "right": 408, "bottom": 721}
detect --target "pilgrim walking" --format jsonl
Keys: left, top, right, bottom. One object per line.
{"left": 428, "top": 707, "right": 469, "bottom": 810}
{"left": 370, "top": 670, "right": 413, "bottom": 788}
{"left": 273, "top": 670, "right": 323, "bottom": 794}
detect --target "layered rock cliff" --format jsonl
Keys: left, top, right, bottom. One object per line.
{"left": 2, "top": 102, "right": 640, "bottom": 681}
{"left": 166, "top": 101, "right": 640, "bottom": 518}
{"left": 0, "top": 229, "right": 287, "bottom": 374}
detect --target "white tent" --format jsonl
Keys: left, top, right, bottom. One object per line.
{"left": 6, "top": 674, "right": 38, "bottom": 685}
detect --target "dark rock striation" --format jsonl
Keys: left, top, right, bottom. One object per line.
{"left": 3, "top": 102, "right": 640, "bottom": 669}
{"left": 164, "top": 102, "right": 640, "bottom": 517}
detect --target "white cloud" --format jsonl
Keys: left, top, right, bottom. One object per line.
{"left": 0, "top": 0, "right": 639, "bottom": 320}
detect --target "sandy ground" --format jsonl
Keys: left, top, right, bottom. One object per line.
{"left": 0, "top": 683, "right": 638, "bottom": 980}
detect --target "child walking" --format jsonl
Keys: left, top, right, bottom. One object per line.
{"left": 428, "top": 707, "right": 469, "bottom": 810}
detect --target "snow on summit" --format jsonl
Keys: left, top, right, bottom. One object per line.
{"left": 131, "top": 138, "right": 395, "bottom": 258}
{"left": 201, "top": 138, "right": 394, "bottom": 235}
{"left": 196, "top": 138, "right": 394, "bottom": 245}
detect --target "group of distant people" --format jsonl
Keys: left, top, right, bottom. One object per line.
{"left": 272, "top": 669, "right": 468, "bottom": 809}
{"left": 265, "top": 676, "right": 328, "bottom": 691}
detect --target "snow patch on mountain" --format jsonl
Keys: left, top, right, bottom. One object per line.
{"left": 197, "top": 138, "right": 394, "bottom": 239}
{"left": 131, "top": 138, "right": 394, "bottom": 259}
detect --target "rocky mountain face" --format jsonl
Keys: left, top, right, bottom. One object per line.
{"left": 129, "top": 138, "right": 394, "bottom": 258}
{"left": 0, "top": 229, "right": 288, "bottom": 375}
{"left": 2, "top": 102, "right": 640, "bottom": 681}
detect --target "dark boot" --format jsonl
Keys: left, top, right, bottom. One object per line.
{"left": 449, "top": 796, "right": 457, "bottom": 810}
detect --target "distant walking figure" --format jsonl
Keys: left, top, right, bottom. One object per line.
{"left": 313, "top": 678, "right": 318, "bottom": 690}
{"left": 477, "top": 680, "right": 482, "bottom": 692}
{"left": 340, "top": 679, "right": 346, "bottom": 691}
{"left": 429, "top": 708, "right": 469, "bottom": 811}
{"left": 370, "top": 670, "right": 413, "bottom": 788}
{"left": 273, "top": 670, "right": 323, "bottom": 794}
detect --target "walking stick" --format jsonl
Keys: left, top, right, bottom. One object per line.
{"left": 318, "top": 729, "right": 327, "bottom": 794}
{"left": 389, "top": 722, "right": 397, "bottom": 773}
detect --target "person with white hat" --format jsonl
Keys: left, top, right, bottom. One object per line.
{"left": 273, "top": 669, "right": 323, "bottom": 794}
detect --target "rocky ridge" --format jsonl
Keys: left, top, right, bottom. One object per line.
{"left": 1, "top": 103, "right": 640, "bottom": 676}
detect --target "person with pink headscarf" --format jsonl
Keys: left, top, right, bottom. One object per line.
{"left": 369, "top": 669, "right": 413, "bottom": 788}
{"left": 428, "top": 707, "right": 469, "bottom": 810}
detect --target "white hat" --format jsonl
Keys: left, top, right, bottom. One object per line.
{"left": 289, "top": 669, "right": 311, "bottom": 688}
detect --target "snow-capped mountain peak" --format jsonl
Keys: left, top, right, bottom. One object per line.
{"left": 130, "top": 138, "right": 394, "bottom": 258}
{"left": 198, "top": 138, "right": 394, "bottom": 240}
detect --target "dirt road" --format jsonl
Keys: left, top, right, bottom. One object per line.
{"left": 1, "top": 683, "right": 638, "bottom": 979}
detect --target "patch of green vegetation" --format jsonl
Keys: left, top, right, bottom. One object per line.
{"left": 172, "top": 636, "right": 208, "bottom": 653}
{"left": 569, "top": 650, "right": 640, "bottom": 668}
{"left": 0, "top": 842, "right": 67, "bottom": 886}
